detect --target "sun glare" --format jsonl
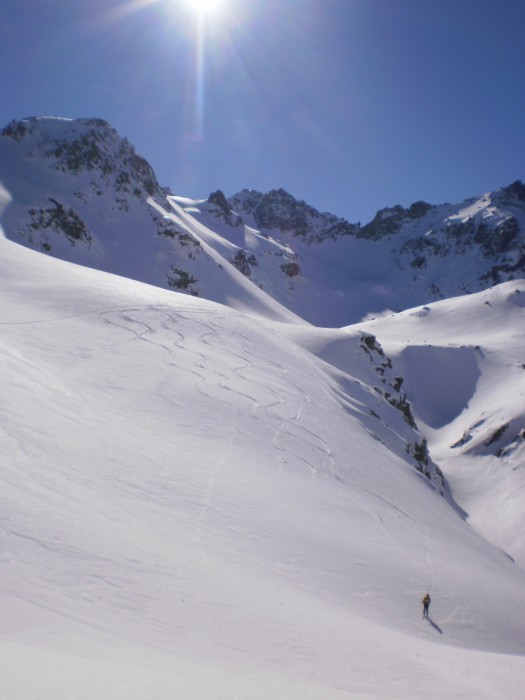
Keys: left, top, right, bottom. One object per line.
{"left": 184, "top": 0, "right": 223, "bottom": 14}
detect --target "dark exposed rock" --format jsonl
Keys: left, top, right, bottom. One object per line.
{"left": 166, "top": 266, "right": 199, "bottom": 295}
{"left": 229, "top": 188, "right": 359, "bottom": 243}
{"left": 231, "top": 250, "right": 257, "bottom": 277}
{"left": 357, "top": 205, "right": 406, "bottom": 240}
{"left": 281, "top": 262, "right": 301, "bottom": 277}
{"left": 501, "top": 179, "right": 525, "bottom": 202}
{"left": 207, "top": 190, "right": 243, "bottom": 227}
{"left": 27, "top": 198, "right": 91, "bottom": 246}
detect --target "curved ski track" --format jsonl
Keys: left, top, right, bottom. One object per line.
{"left": 99, "top": 305, "right": 335, "bottom": 483}
{"left": 97, "top": 304, "right": 436, "bottom": 595}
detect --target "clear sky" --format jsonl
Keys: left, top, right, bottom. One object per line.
{"left": 1, "top": 0, "right": 524, "bottom": 224}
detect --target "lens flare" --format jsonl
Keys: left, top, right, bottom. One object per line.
{"left": 184, "top": 0, "right": 225, "bottom": 140}
{"left": 185, "top": 0, "right": 222, "bottom": 14}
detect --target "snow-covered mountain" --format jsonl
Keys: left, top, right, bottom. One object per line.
{"left": 1, "top": 117, "right": 525, "bottom": 698}
{"left": 1, "top": 116, "right": 524, "bottom": 326}
{"left": 0, "top": 117, "right": 298, "bottom": 323}
{"left": 198, "top": 182, "right": 525, "bottom": 325}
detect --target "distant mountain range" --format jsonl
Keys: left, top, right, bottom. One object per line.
{"left": 1, "top": 116, "right": 524, "bottom": 326}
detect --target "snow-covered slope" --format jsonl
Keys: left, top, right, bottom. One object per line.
{"left": 357, "top": 281, "right": 525, "bottom": 567}
{"left": 1, "top": 117, "right": 524, "bottom": 327}
{"left": 1, "top": 193, "right": 525, "bottom": 698}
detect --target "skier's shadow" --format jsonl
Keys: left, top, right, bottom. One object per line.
{"left": 425, "top": 615, "right": 443, "bottom": 635}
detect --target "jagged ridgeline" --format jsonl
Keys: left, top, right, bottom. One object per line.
{"left": 218, "top": 182, "right": 525, "bottom": 324}
{"left": 0, "top": 116, "right": 524, "bottom": 325}
{"left": 228, "top": 187, "right": 360, "bottom": 242}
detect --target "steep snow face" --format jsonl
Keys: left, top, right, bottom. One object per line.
{"left": 357, "top": 281, "right": 525, "bottom": 567}
{"left": 1, "top": 230, "right": 525, "bottom": 699}
{"left": 0, "top": 117, "right": 298, "bottom": 324}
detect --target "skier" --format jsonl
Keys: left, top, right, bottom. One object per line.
{"left": 422, "top": 593, "right": 431, "bottom": 618}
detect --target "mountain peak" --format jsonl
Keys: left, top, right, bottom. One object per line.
{"left": 204, "top": 189, "right": 243, "bottom": 228}
{"left": 229, "top": 187, "right": 359, "bottom": 242}
{"left": 500, "top": 179, "right": 525, "bottom": 203}
{"left": 2, "top": 116, "right": 113, "bottom": 147}
{"left": 2, "top": 116, "right": 162, "bottom": 199}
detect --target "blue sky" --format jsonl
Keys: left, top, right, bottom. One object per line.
{"left": 1, "top": 0, "right": 524, "bottom": 223}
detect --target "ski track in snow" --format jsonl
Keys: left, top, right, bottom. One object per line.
{"left": 0, "top": 304, "right": 458, "bottom": 628}
{"left": 95, "top": 305, "right": 357, "bottom": 622}
{"left": 100, "top": 304, "right": 335, "bottom": 484}
{"left": 97, "top": 303, "right": 438, "bottom": 604}
{"left": 217, "top": 322, "right": 333, "bottom": 480}
{"left": 97, "top": 306, "right": 429, "bottom": 573}
{"left": 4, "top": 301, "right": 437, "bottom": 602}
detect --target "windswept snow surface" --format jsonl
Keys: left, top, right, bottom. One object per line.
{"left": 1, "top": 223, "right": 525, "bottom": 698}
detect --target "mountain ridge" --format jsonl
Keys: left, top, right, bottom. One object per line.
{"left": 1, "top": 115, "right": 524, "bottom": 326}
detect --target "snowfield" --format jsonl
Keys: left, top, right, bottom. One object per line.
{"left": 358, "top": 281, "right": 525, "bottom": 569}
{"left": 1, "top": 205, "right": 525, "bottom": 699}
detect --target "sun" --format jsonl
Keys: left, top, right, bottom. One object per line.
{"left": 184, "top": 0, "right": 223, "bottom": 14}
